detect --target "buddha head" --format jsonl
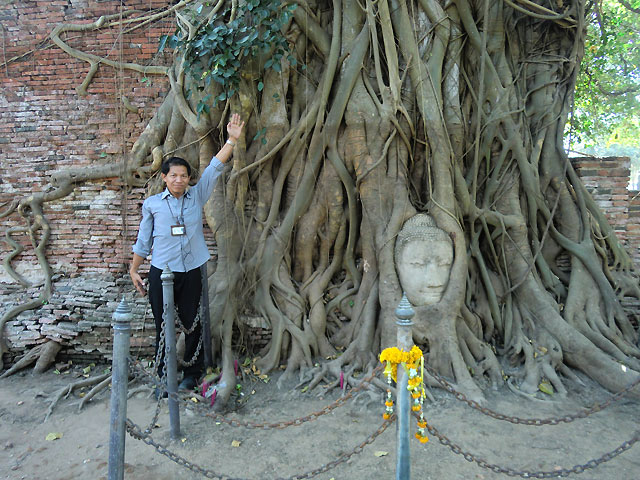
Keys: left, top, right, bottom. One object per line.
{"left": 395, "top": 214, "right": 454, "bottom": 306}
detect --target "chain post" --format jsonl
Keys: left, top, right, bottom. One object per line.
{"left": 161, "top": 265, "right": 180, "bottom": 439}
{"left": 108, "top": 297, "right": 132, "bottom": 480}
{"left": 395, "top": 293, "right": 415, "bottom": 480}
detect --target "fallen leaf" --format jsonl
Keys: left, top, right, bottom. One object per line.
{"left": 374, "top": 451, "right": 388, "bottom": 457}
{"left": 45, "top": 433, "right": 63, "bottom": 441}
{"left": 538, "top": 382, "right": 554, "bottom": 395}
{"left": 231, "top": 440, "right": 241, "bottom": 447}
{"left": 300, "top": 386, "right": 308, "bottom": 393}
{"left": 190, "top": 397, "right": 199, "bottom": 403}
{"left": 181, "top": 438, "right": 186, "bottom": 443}
{"left": 83, "top": 366, "right": 91, "bottom": 374}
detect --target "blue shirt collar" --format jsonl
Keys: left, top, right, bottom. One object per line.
{"left": 161, "top": 187, "right": 191, "bottom": 200}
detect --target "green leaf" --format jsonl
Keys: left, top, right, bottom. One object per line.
{"left": 257, "top": 81, "right": 264, "bottom": 91}
{"left": 158, "top": 35, "right": 169, "bottom": 53}
{"left": 538, "top": 382, "right": 554, "bottom": 395}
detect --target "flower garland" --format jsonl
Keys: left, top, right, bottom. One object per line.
{"left": 379, "top": 346, "right": 429, "bottom": 443}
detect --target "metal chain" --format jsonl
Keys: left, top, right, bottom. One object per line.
{"left": 155, "top": 307, "right": 168, "bottom": 380}
{"left": 125, "top": 415, "right": 392, "bottom": 480}
{"left": 174, "top": 303, "right": 202, "bottom": 366}
{"left": 178, "top": 326, "right": 202, "bottom": 368}
{"left": 190, "top": 365, "right": 384, "bottom": 429}
{"left": 130, "top": 357, "right": 383, "bottom": 430}
{"left": 175, "top": 306, "right": 199, "bottom": 335}
{"left": 127, "top": 357, "right": 640, "bottom": 478}
{"left": 424, "top": 363, "right": 640, "bottom": 426}
{"left": 420, "top": 412, "right": 640, "bottom": 478}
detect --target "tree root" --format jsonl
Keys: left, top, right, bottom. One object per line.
{"left": 77, "top": 374, "right": 112, "bottom": 411}
{"left": 36, "top": 372, "right": 110, "bottom": 422}
{"left": 0, "top": 341, "right": 62, "bottom": 378}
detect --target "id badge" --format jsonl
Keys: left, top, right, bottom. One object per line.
{"left": 171, "top": 224, "right": 186, "bottom": 236}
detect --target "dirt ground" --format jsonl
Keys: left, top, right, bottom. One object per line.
{"left": 1, "top": 362, "right": 639, "bottom": 480}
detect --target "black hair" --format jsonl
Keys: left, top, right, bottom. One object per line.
{"left": 161, "top": 157, "right": 192, "bottom": 177}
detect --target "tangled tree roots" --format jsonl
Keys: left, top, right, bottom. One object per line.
{"left": 2, "top": 1, "right": 640, "bottom": 406}
{"left": 0, "top": 341, "right": 62, "bottom": 378}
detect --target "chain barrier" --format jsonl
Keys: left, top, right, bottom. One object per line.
{"left": 416, "top": 411, "right": 640, "bottom": 478}
{"left": 128, "top": 358, "right": 165, "bottom": 434}
{"left": 190, "top": 365, "right": 384, "bottom": 429}
{"left": 174, "top": 306, "right": 202, "bottom": 367}
{"left": 156, "top": 307, "right": 168, "bottom": 380}
{"left": 127, "top": 354, "right": 640, "bottom": 478}
{"left": 125, "top": 415, "right": 393, "bottom": 480}
{"left": 423, "top": 363, "right": 640, "bottom": 426}
{"left": 130, "top": 357, "right": 383, "bottom": 430}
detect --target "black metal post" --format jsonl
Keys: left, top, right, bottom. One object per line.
{"left": 108, "top": 297, "right": 132, "bottom": 480}
{"left": 395, "top": 293, "right": 415, "bottom": 480}
{"left": 161, "top": 266, "right": 180, "bottom": 439}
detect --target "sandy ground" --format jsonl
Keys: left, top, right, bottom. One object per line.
{"left": 1, "top": 362, "right": 639, "bottom": 480}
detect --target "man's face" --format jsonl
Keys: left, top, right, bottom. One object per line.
{"left": 161, "top": 165, "right": 190, "bottom": 197}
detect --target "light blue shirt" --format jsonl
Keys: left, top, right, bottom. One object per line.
{"left": 132, "top": 157, "right": 225, "bottom": 272}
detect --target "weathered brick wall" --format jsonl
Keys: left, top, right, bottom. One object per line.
{"left": 571, "top": 156, "right": 640, "bottom": 266}
{"left": 1, "top": 0, "right": 175, "bottom": 283}
{"left": 571, "top": 156, "right": 631, "bottom": 243}
{"left": 627, "top": 192, "right": 640, "bottom": 267}
{"left": 0, "top": 1, "right": 189, "bottom": 364}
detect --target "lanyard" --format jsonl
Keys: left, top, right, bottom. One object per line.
{"left": 165, "top": 194, "right": 186, "bottom": 224}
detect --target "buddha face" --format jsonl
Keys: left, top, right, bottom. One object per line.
{"left": 395, "top": 216, "right": 454, "bottom": 306}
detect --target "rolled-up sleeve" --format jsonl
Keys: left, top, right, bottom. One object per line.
{"left": 132, "top": 199, "right": 154, "bottom": 258}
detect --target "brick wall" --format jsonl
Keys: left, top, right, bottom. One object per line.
{"left": 571, "top": 156, "right": 640, "bottom": 266}
{"left": 1, "top": 0, "right": 176, "bottom": 283}
{"left": 0, "top": 1, "right": 191, "bottom": 364}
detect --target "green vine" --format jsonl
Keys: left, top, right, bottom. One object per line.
{"left": 159, "top": 0, "right": 297, "bottom": 113}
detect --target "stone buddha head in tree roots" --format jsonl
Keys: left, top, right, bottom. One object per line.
{"left": 395, "top": 214, "right": 454, "bottom": 306}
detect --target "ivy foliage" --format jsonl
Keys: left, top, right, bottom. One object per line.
{"left": 159, "top": 0, "right": 297, "bottom": 114}
{"left": 571, "top": 0, "right": 640, "bottom": 148}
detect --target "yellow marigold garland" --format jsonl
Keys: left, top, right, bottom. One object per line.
{"left": 379, "top": 346, "right": 429, "bottom": 443}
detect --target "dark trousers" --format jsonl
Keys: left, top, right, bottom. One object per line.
{"left": 148, "top": 265, "right": 204, "bottom": 379}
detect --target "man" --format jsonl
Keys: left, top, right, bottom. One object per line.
{"left": 130, "top": 113, "right": 245, "bottom": 391}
